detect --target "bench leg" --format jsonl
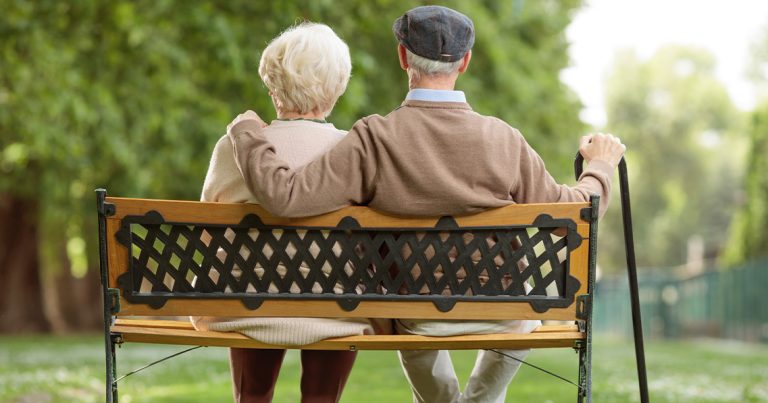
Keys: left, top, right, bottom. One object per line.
{"left": 577, "top": 337, "right": 592, "bottom": 403}
{"left": 98, "top": 190, "right": 119, "bottom": 403}
{"left": 105, "top": 333, "right": 119, "bottom": 403}
{"left": 577, "top": 193, "right": 598, "bottom": 403}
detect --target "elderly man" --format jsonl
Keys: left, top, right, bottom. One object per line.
{"left": 227, "top": 5, "right": 625, "bottom": 403}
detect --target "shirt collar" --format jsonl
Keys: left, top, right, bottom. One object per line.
{"left": 405, "top": 88, "right": 467, "bottom": 103}
{"left": 269, "top": 119, "right": 336, "bottom": 128}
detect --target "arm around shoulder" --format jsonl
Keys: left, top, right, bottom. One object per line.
{"left": 228, "top": 117, "right": 378, "bottom": 217}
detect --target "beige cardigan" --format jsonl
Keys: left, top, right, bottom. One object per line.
{"left": 190, "top": 120, "right": 388, "bottom": 346}
{"left": 228, "top": 100, "right": 615, "bottom": 339}
{"left": 229, "top": 100, "right": 614, "bottom": 218}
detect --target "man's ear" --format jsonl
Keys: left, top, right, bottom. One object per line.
{"left": 398, "top": 44, "right": 409, "bottom": 70}
{"left": 458, "top": 50, "right": 472, "bottom": 73}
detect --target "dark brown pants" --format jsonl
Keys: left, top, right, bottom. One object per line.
{"left": 229, "top": 348, "right": 357, "bottom": 403}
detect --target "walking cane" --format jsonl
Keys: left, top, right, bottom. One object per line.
{"left": 575, "top": 154, "right": 649, "bottom": 403}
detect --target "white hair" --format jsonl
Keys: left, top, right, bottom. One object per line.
{"left": 405, "top": 49, "right": 463, "bottom": 83}
{"left": 259, "top": 23, "right": 351, "bottom": 117}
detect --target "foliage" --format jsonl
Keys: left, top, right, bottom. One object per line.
{"left": 600, "top": 46, "right": 746, "bottom": 269}
{"left": 723, "top": 103, "right": 768, "bottom": 264}
{"left": 0, "top": 0, "right": 584, "bottom": 288}
{"left": 724, "top": 26, "right": 768, "bottom": 265}
{"left": 746, "top": 23, "right": 768, "bottom": 101}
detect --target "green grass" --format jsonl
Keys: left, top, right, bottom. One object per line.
{"left": 1, "top": 335, "right": 768, "bottom": 402}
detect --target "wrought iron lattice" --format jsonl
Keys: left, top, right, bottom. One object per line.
{"left": 115, "top": 211, "right": 583, "bottom": 312}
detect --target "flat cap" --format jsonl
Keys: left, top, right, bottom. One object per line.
{"left": 393, "top": 6, "right": 475, "bottom": 63}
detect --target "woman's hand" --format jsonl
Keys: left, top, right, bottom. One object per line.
{"left": 227, "top": 110, "right": 268, "bottom": 134}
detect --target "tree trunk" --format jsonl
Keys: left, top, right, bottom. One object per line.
{"left": 40, "top": 219, "right": 103, "bottom": 333}
{"left": 0, "top": 194, "right": 50, "bottom": 332}
{"left": 69, "top": 216, "right": 105, "bottom": 331}
{"left": 48, "top": 259, "right": 102, "bottom": 332}
{"left": 70, "top": 264, "right": 103, "bottom": 330}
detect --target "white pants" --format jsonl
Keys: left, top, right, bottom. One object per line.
{"left": 396, "top": 319, "right": 541, "bottom": 403}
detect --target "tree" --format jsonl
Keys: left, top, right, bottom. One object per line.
{"left": 722, "top": 104, "right": 768, "bottom": 264}
{"left": 600, "top": 46, "right": 746, "bottom": 270}
{"left": 0, "top": 0, "right": 584, "bottom": 332}
{"left": 746, "top": 24, "right": 768, "bottom": 102}
{"left": 723, "top": 24, "right": 768, "bottom": 265}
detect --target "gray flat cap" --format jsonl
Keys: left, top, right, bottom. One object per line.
{"left": 393, "top": 5, "right": 475, "bottom": 63}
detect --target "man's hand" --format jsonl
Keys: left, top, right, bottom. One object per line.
{"left": 227, "top": 110, "right": 267, "bottom": 135}
{"left": 579, "top": 132, "right": 626, "bottom": 168}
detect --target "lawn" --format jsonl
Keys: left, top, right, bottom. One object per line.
{"left": 1, "top": 335, "right": 767, "bottom": 402}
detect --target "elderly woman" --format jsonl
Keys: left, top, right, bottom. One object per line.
{"left": 191, "top": 23, "right": 386, "bottom": 403}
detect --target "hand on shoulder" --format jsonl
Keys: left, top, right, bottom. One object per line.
{"left": 227, "top": 110, "right": 268, "bottom": 136}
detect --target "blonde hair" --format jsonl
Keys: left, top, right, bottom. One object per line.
{"left": 259, "top": 23, "right": 351, "bottom": 117}
{"left": 405, "top": 49, "right": 463, "bottom": 84}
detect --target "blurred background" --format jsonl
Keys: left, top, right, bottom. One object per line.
{"left": 1, "top": 0, "right": 767, "bottom": 401}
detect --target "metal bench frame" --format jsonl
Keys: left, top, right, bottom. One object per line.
{"left": 97, "top": 191, "right": 600, "bottom": 403}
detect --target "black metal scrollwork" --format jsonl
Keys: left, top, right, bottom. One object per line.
{"left": 116, "top": 210, "right": 582, "bottom": 312}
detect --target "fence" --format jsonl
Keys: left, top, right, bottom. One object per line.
{"left": 593, "top": 257, "right": 768, "bottom": 342}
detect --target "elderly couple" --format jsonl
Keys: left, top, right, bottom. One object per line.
{"left": 191, "top": 5, "right": 625, "bottom": 403}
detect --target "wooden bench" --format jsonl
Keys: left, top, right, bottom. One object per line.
{"left": 96, "top": 190, "right": 599, "bottom": 402}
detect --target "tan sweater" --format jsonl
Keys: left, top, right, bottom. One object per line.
{"left": 190, "top": 120, "right": 389, "bottom": 346}
{"left": 229, "top": 100, "right": 614, "bottom": 218}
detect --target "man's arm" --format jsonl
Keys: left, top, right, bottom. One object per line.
{"left": 227, "top": 112, "right": 378, "bottom": 217}
{"left": 511, "top": 132, "right": 625, "bottom": 217}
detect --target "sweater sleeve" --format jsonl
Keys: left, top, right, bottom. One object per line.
{"left": 510, "top": 131, "right": 614, "bottom": 217}
{"left": 200, "top": 135, "right": 256, "bottom": 203}
{"left": 228, "top": 119, "right": 377, "bottom": 217}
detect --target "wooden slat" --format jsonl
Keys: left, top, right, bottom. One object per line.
{"left": 115, "top": 319, "right": 196, "bottom": 330}
{"left": 104, "top": 197, "right": 589, "bottom": 227}
{"left": 111, "top": 321, "right": 584, "bottom": 350}
{"left": 106, "top": 217, "right": 128, "bottom": 288}
{"left": 113, "top": 318, "right": 579, "bottom": 333}
{"left": 570, "top": 223, "right": 592, "bottom": 297}
{"left": 533, "top": 324, "right": 579, "bottom": 333}
{"left": 114, "top": 299, "right": 578, "bottom": 321}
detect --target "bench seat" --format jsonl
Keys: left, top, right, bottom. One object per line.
{"left": 112, "top": 319, "right": 584, "bottom": 350}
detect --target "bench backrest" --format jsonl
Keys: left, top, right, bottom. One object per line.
{"left": 97, "top": 192, "right": 598, "bottom": 322}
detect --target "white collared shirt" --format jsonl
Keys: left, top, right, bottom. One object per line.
{"left": 405, "top": 88, "right": 467, "bottom": 103}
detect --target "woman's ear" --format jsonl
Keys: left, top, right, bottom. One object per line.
{"left": 268, "top": 91, "right": 281, "bottom": 113}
